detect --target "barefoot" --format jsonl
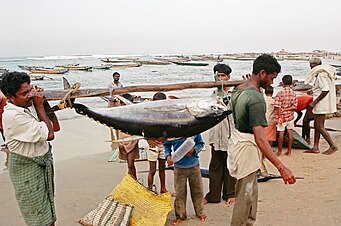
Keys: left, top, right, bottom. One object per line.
{"left": 225, "top": 197, "right": 235, "bottom": 205}
{"left": 160, "top": 189, "right": 168, "bottom": 194}
{"left": 322, "top": 146, "right": 338, "bottom": 155}
{"left": 285, "top": 152, "right": 291, "bottom": 156}
{"left": 276, "top": 152, "right": 282, "bottom": 156}
{"left": 172, "top": 219, "right": 183, "bottom": 225}
{"left": 303, "top": 148, "right": 320, "bottom": 154}
{"left": 198, "top": 214, "right": 208, "bottom": 222}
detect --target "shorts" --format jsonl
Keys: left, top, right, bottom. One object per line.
{"left": 277, "top": 119, "right": 295, "bottom": 132}
{"left": 147, "top": 145, "right": 165, "bottom": 161}
{"left": 119, "top": 140, "right": 139, "bottom": 160}
{"left": 264, "top": 124, "right": 276, "bottom": 141}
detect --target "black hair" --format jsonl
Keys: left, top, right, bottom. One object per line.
{"left": 0, "top": 71, "right": 31, "bottom": 97}
{"left": 264, "top": 85, "right": 274, "bottom": 94}
{"left": 152, "top": 92, "right": 167, "bottom": 101}
{"left": 120, "top": 93, "right": 134, "bottom": 102}
{"left": 213, "top": 63, "right": 232, "bottom": 75}
{"left": 252, "top": 54, "right": 281, "bottom": 75}
{"left": 112, "top": 72, "right": 120, "bottom": 78}
{"left": 282, "top": 74, "right": 293, "bottom": 86}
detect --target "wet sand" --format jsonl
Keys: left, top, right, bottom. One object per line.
{"left": 0, "top": 116, "right": 341, "bottom": 226}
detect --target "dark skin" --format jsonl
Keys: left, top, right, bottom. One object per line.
{"left": 304, "top": 63, "right": 338, "bottom": 155}
{"left": 238, "top": 70, "right": 296, "bottom": 185}
{"left": 146, "top": 139, "right": 167, "bottom": 193}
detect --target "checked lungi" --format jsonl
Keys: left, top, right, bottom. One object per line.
{"left": 8, "top": 146, "right": 56, "bottom": 226}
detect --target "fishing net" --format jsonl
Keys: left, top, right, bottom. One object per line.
{"left": 109, "top": 174, "right": 172, "bottom": 226}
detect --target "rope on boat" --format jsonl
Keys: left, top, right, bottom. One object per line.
{"left": 57, "top": 82, "right": 81, "bottom": 110}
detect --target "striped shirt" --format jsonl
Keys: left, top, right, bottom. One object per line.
{"left": 274, "top": 87, "right": 298, "bottom": 123}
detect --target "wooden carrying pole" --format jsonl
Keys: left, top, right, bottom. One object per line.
{"left": 43, "top": 80, "right": 244, "bottom": 100}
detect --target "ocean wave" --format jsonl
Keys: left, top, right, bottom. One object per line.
{"left": 27, "top": 55, "right": 95, "bottom": 60}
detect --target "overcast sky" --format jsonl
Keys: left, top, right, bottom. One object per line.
{"left": 1, "top": 0, "right": 341, "bottom": 57}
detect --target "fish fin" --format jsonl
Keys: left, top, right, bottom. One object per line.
{"left": 63, "top": 77, "right": 71, "bottom": 90}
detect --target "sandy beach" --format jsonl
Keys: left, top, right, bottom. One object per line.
{"left": 0, "top": 111, "right": 341, "bottom": 226}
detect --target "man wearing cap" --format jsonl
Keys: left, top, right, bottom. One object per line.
{"left": 304, "top": 57, "right": 338, "bottom": 155}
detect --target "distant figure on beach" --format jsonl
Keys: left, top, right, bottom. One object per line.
{"left": 108, "top": 72, "right": 123, "bottom": 97}
{"left": 146, "top": 92, "right": 168, "bottom": 194}
{"left": 204, "top": 63, "right": 236, "bottom": 205}
{"left": 304, "top": 57, "right": 338, "bottom": 155}
{"left": 228, "top": 54, "right": 296, "bottom": 226}
{"left": 274, "top": 74, "right": 298, "bottom": 156}
{"left": 261, "top": 85, "right": 276, "bottom": 176}
{"left": 164, "top": 134, "right": 207, "bottom": 225}
{"left": 1, "top": 72, "right": 60, "bottom": 226}
{"left": 294, "top": 95, "right": 314, "bottom": 144}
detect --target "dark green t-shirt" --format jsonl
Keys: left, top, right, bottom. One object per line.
{"left": 231, "top": 87, "right": 268, "bottom": 134}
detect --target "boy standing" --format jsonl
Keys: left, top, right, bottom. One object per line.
{"left": 274, "top": 74, "right": 298, "bottom": 156}
{"left": 147, "top": 92, "right": 168, "bottom": 193}
{"left": 164, "top": 135, "right": 207, "bottom": 225}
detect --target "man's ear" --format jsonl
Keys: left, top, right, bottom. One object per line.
{"left": 259, "top": 69, "right": 267, "bottom": 78}
{"left": 7, "top": 94, "right": 15, "bottom": 103}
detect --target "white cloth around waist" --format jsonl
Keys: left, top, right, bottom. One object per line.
{"left": 227, "top": 129, "right": 262, "bottom": 180}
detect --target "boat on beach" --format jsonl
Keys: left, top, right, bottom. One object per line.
{"left": 18, "top": 65, "right": 68, "bottom": 74}
{"left": 110, "top": 63, "right": 142, "bottom": 68}
{"left": 93, "top": 65, "right": 112, "bottom": 70}
{"left": 172, "top": 61, "right": 209, "bottom": 66}
{"left": 29, "top": 67, "right": 69, "bottom": 74}
{"left": 100, "top": 59, "right": 133, "bottom": 63}
{"left": 57, "top": 64, "right": 92, "bottom": 71}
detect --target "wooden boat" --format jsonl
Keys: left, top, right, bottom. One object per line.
{"left": 28, "top": 67, "right": 68, "bottom": 74}
{"left": 110, "top": 63, "right": 142, "bottom": 68}
{"left": 30, "top": 75, "right": 45, "bottom": 80}
{"left": 93, "top": 65, "right": 112, "bottom": 70}
{"left": 330, "top": 64, "right": 341, "bottom": 68}
{"left": 172, "top": 61, "right": 209, "bottom": 66}
{"left": 134, "top": 60, "right": 171, "bottom": 65}
{"left": 100, "top": 59, "right": 133, "bottom": 63}
{"left": 57, "top": 64, "right": 92, "bottom": 71}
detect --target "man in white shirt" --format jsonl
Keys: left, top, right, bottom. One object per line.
{"left": 108, "top": 72, "right": 123, "bottom": 96}
{"left": 1, "top": 72, "right": 60, "bottom": 226}
{"left": 304, "top": 58, "right": 338, "bottom": 155}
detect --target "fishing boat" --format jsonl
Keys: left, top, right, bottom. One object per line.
{"left": 110, "top": 63, "right": 142, "bottom": 68}
{"left": 330, "top": 64, "right": 341, "bottom": 68}
{"left": 134, "top": 60, "right": 171, "bottom": 65}
{"left": 28, "top": 67, "right": 69, "bottom": 74}
{"left": 30, "top": 75, "right": 45, "bottom": 80}
{"left": 57, "top": 64, "right": 92, "bottom": 71}
{"left": 100, "top": 59, "right": 133, "bottom": 63}
{"left": 172, "top": 61, "right": 209, "bottom": 66}
{"left": 93, "top": 65, "right": 112, "bottom": 70}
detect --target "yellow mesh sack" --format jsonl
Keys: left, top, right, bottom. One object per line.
{"left": 109, "top": 174, "right": 172, "bottom": 226}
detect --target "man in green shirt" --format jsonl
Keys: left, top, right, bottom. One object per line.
{"left": 228, "top": 54, "right": 296, "bottom": 226}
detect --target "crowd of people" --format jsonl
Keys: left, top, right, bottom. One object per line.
{"left": 0, "top": 54, "right": 338, "bottom": 226}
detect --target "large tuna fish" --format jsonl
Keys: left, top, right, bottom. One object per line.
{"left": 72, "top": 97, "right": 231, "bottom": 139}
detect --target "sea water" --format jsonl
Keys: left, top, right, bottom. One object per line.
{"left": 1, "top": 54, "right": 340, "bottom": 121}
